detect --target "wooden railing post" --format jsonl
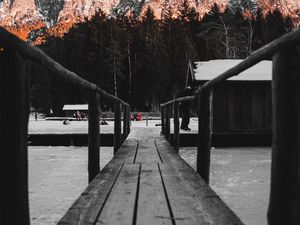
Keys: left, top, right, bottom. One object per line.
{"left": 173, "top": 102, "right": 180, "bottom": 153}
{"left": 267, "top": 48, "right": 300, "bottom": 225}
{"left": 127, "top": 106, "right": 130, "bottom": 135}
{"left": 88, "top": 92, "right": 100, "bottom": 183}
{"left": 161, "top": 106, "right": 165, "bottom": 135}
{"left": 123, "top": 105, "right": 128, "bottom": 140}
{"left": 114, "top": 102, "right": 122, "bottom": 154}
{"left": 0, "top": 50, "right": 30, "bottom": 225}
{"left": 196, "top": 88, "right": 212, "bottom": 183}
{"left": 165, "top": 106, "right": 171, "bottom": 142}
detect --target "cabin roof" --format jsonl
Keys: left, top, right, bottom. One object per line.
{"left": 194, "top": 59, "right": 272, "bottom": 81}
{"left": 63, "top": 104, "right": 88, "bottom": 111}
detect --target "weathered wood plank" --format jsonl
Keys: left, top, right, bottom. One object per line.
{"left": 135, "top": 140, "right": 162, "bottom": 164}
{"left": 58, "top": 163, "right": 124, "bottom": 225}
{"left": 136, "top": 163, "right": 172, "bottom": 225}
{"left": 96, "top": 163, "right": 140, "bottom": 225}
{"left": 58, "top": 139, "right": 138, "bottom": 225}
{"left": 267, "top": 47, "right": 300, "bottom": 225}
{"left": 156, "top": 137, "right": 244, "bottom": 225}
{"left": 0, "top": 50, "right": 30, "bottom": 225}
{"left": 159, "top": 164, "right": 243, "bottom": 225}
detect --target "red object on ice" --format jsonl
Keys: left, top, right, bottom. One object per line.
{"left": 136, "top": 112, "right": 142, "bottom": 121}
{"left": 131, "top": 112, "right": 143, "bottom": 121}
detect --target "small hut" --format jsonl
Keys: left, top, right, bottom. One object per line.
{"left": 187, "top": 59, "right": 272, "bottom": 146}
{"left": 62, "top": 104, "right": 88, "bottom": 118}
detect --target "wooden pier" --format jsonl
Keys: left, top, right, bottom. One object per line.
{"left": 58, "top": 127, "right": 242, "bottom": 225}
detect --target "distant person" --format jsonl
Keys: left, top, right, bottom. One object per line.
{"left": 34, "top": 112, "right": 38, "bottom": 121}
{"left": 100, "top": 113, "right": 108, "bottom": 125}
{"left": 180, "top": 86, "right": 193, "bottom": 131}
{"left": 80, "top": 112, "right": 86, "bottom": 119}
{"left": 75, "top": 111, "right": 81, "bottom": 121}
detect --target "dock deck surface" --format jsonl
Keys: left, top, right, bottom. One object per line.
{"left": 58, "top": 127, "right": 243, "bottom": 225}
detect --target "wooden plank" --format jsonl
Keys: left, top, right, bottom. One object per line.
{"left": 58, "top": 139, "right": 138, "bottom": 225}
{"left": 58, "top": 163, "right": 124, "bottom": 225}
{"left": 88, "top": 92, "right": 100, "bottom": 183}
{"left": 155, "top": 138, "right": 244, "bottom": 225}
{"left": 0, "top": 50, "right": 30, "bottom": 225}
{"left": 159, "top": 163, "right": 244, "bottom": 225}
{"left": 136, "top": 163, "right": 173, "bottom": 225}
{"left": 96, "top": 163, "right": 140, "bottom": 225}
{"left": 135, "top": 140, "right": 162, "bottom": 164}
{"left": 268, "top": 48, "right": 300, "bottom": 225}
{"left": 111, "top": 138, "right": 138, "bottom": 164}
{"left": 155, "top": 137, "right": 197, "bottom": 171}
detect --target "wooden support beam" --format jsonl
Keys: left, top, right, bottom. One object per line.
{"left": 161, "top": 107, "right": 165, "bottom": 135}
{"left": 88, "top": 92, "right": 100, "bottom": 183}
{"left": 0, "top": 50, "right": 30, "bottom": 225}
{"left": 114, "top": 102, "right": 122, "bottom": 154}
{"left": 173, "top": 102, "right": 180, "bottom": 153}
{"left": 165, "top": 106, "right": 170, "bottom": 142}
{"left": 196, "top": 88, "right": 212, "bottom": 183}
{"left": 267, "top": 47, "right": 300, "bottom": 225}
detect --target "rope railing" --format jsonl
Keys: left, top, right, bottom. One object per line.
{"left": 160, "top": 27, "right": 300, "bottom": 225}
{"left": 0, "top": 27, "right": 130, "bottom": 225}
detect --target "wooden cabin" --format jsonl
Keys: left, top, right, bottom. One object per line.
{"left": 187, "top": 59, "right": 272, "bottom": 146}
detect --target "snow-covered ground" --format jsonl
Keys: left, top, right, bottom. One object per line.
{"left": 29, "top": 146, "right": 113, "bottom": 225}
{"left": 180, "top": 147, "right": 271, "bottom": 225}
{"left": 28, "top": 117, "right": 199, "bottom": 134}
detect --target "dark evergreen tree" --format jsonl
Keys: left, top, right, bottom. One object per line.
{"left": 31, "top": 3, "right": 294, "bottom": 113}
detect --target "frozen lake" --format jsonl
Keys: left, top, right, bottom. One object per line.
{"left": 28, "top": 146, "right": 271, "bottom": 225}
{"left": 28, "top": 146, "right": 113, "bottom": 225}
{"left": 180, "top": 147, "right": 271, "bottom": 225}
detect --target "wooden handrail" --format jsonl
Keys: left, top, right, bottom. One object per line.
{"left": 0, "top": 27, "right": 128, "bottom": 107}
{"left": 160, "top": 95, "right": 195, "bottom": 107}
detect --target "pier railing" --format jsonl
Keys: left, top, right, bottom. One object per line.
{"left": 0, "top": 27, "right": 130, "bottom": 225}
{"left": 160, "top": 28, "right": 300, "bottom": 225}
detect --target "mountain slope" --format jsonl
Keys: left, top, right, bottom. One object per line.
{"left": 0, "top": 0, "right": 299, "bottom": 41}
